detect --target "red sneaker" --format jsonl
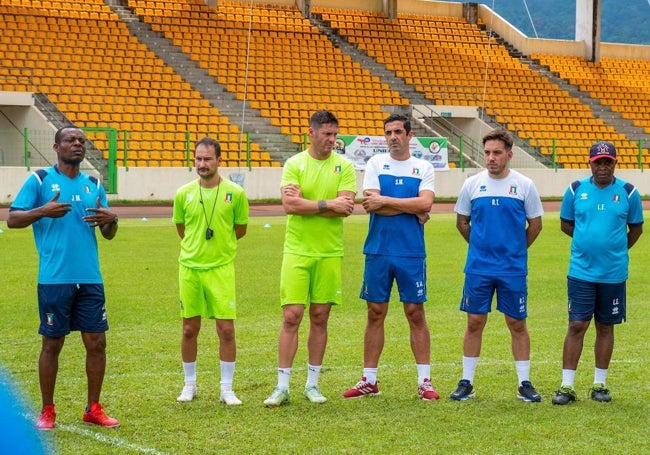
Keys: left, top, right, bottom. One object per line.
{"left": 418, "top": 378, "right": 440, "bottom": 401}
{"left": 82, "top": 402, "right": 120, "bottom": 428}
{"left": 36, "top": 404, "right": 56, "bottom": 430}
{"left": 342, "top": 376, "right": 380, "bottom": 398}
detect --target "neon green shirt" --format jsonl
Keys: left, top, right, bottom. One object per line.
{"left": 173, "top": 178, "right": 249, "bottom": 269}
{"left": 281, "top": 151, "right": 357, "bottom": 257}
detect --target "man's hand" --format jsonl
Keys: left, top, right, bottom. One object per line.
{"left": 42, "top": 191, "right": 72, "bottom": 218}
{"left": 327, "top": 195, "right": 355, "bottom": 216}
{"left": 83, "top": 197, "right": 117, "bottom": 227}
{"left": 361, "top": 191, "right": 383, "bottom": 213}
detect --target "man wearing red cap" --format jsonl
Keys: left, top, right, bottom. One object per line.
{"left": 552, "top": 141, "right": 644, "bottom": 405}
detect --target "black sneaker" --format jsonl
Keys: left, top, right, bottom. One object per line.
{"left": 552, "top": 385, "right": 577, "bottom": 405}
{"left": 517, "top": 380, "right": 542, "bottom": 402}
{"left": 450, "top": 379, "right": 475, "bottom": 401}
{"left": 589, "top": 383, "right": 611, "bottom": 402}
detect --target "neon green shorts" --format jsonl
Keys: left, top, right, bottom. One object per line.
{"left": 280, "top": 253, "right": 342, "bottom": 306}
{"left": 179, "top": 263, "right": 237, "bottom": 319}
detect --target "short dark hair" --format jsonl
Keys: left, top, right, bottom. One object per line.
{"left": 54, "top": 125, "right": 80, "bottom": 144}
{"left": 195, "top": 137, "right": 221, "bottom": 157}
{"left": 384, "top": 114, "right": 411, "bottom": 134}
{"left": 482, "top": 129, "right": 514, "bottom": 151}
{"left": 309, "top": 110, "right": 339, "bottom": 129}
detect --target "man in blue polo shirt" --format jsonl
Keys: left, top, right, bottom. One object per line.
{"left": 451, "top": 129, "right": 544, "bottom": 402}
{"left": 552, "top": 141, "right": 644, "bottom": 405}
{"left": 8, "top": 126, "right": 120, "bottom": 430}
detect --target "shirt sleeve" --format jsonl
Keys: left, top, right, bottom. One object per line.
{"left": 559, "top": 185, "right": 575, "bottom": 222}
{"left": 454, "top": 179, "right": 471, "bottom": 216}
{"left": 362, "top": 156, "right": 380, "bottom": 191}
{"left": 339, "top": 159, "right": 358, "bottom": 194}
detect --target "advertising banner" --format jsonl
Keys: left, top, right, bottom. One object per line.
{"left": 334, "top": 135, "right": 449, "bottom": 171}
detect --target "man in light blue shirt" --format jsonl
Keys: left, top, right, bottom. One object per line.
{"left": 553, "top": 141, "right": 643, "bottom": 405}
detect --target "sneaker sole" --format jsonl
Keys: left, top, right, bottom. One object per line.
{"left": 264, "top": 401, "right": 288, "bottom": 407}
{"left": 36, "top": 425, "right": 55, "bottom": 431}
{"left": 342, "top": 391, "right": 381, "bottom": 399}
{"left": 263, "top": 397, "right": 289, "bottom": 407}
{"left": 83, "top": 421, "right": 120, "bottom": 428}
{"left": 450, "top": 393, "right": 475, "bottom": 401}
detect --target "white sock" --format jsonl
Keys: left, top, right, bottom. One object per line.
{"left": 515, "top": 360, "right": 531, "bottom": 384}
{"left": 416, "top": 364, "right": 431, "bottom": 384}
{"left": 220, "top": 361, "right": 235, "bottom": 391}
{"left": 306, "top": 364, "right": 321, "bottom": 387}
{"left": 594, "top": 367, "right": 608, "bottom": 385}
{"left": 462, "top": 356, "right": 479, "bottom": 383}
{"left": 182, "top": 361, "right": 197, "bottom": 384}
{"left": 363, "top": 368, "right": 378, "bottom": 385}
{"left": 277, "top": 368, "right": 292, "bottom": 389}
{"left": 561, "top": 369, "right": 576, "bottom": 387}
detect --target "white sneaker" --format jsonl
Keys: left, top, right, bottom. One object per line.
{"left": 177, "top": 383, "right": 197, "bottom": 402}
{"left": 220, "top": 390, "right": 243, "bottom": 406}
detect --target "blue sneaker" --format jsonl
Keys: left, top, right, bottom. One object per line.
{"left": 517, "top": 381, "right": 542, "bottom": 402}
{"left": 450, "top": 379, "right": 475, "bottom": 401}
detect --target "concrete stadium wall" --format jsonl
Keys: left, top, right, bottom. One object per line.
{"left": 2, "top": 166, "right": 648, "bottom": 203}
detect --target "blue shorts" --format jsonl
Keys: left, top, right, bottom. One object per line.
{"left": 460, "top": 273, "right": 528, "bottom": 320}
{"left": 567, "top": 277, "right": 626, "bottom": 324}
{"left": 360, "top": 255, "right": 426, "bottom": 304}
{"left": 38, "top": 283, "right": 109, "bottom": 337}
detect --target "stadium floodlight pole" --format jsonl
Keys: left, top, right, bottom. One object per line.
{"left": 230, "top": 0, "right": 255, "bottom": 187}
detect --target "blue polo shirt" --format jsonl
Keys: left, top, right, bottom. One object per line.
{"left": 560, "top": 176, "right": 644, "bottom": 283}
{"left": 10, "top": 166, "right": 108, "bottom": 284}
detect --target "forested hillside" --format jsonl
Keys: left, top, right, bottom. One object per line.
{"left": 440, "top": 0, "right": 650, "bottom": 45}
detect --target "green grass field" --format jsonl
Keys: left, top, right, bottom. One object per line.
{"left": 1, "top": 212, "right": 649, "bottom": 454}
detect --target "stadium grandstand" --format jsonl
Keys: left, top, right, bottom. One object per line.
{"left": 0, "top": 0, "right": 649, "bottom": 201}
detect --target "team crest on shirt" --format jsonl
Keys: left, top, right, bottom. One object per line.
{"left": 412, "top": 167, "right": 421, "bottom": 176}
{"left": 612, "top": 194, "right": 620, "bottom": 203}
{"left": 509, "top": 185, "right": 518, "bottom": 195}
{"left": 84, "top": 184, "right": 91, "bottom": 194}
{"left": 224, "top": 193, "right": 233, "bottom": 203}
{"left": 334, "top": 165, "right": 342, "bottom": 174}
